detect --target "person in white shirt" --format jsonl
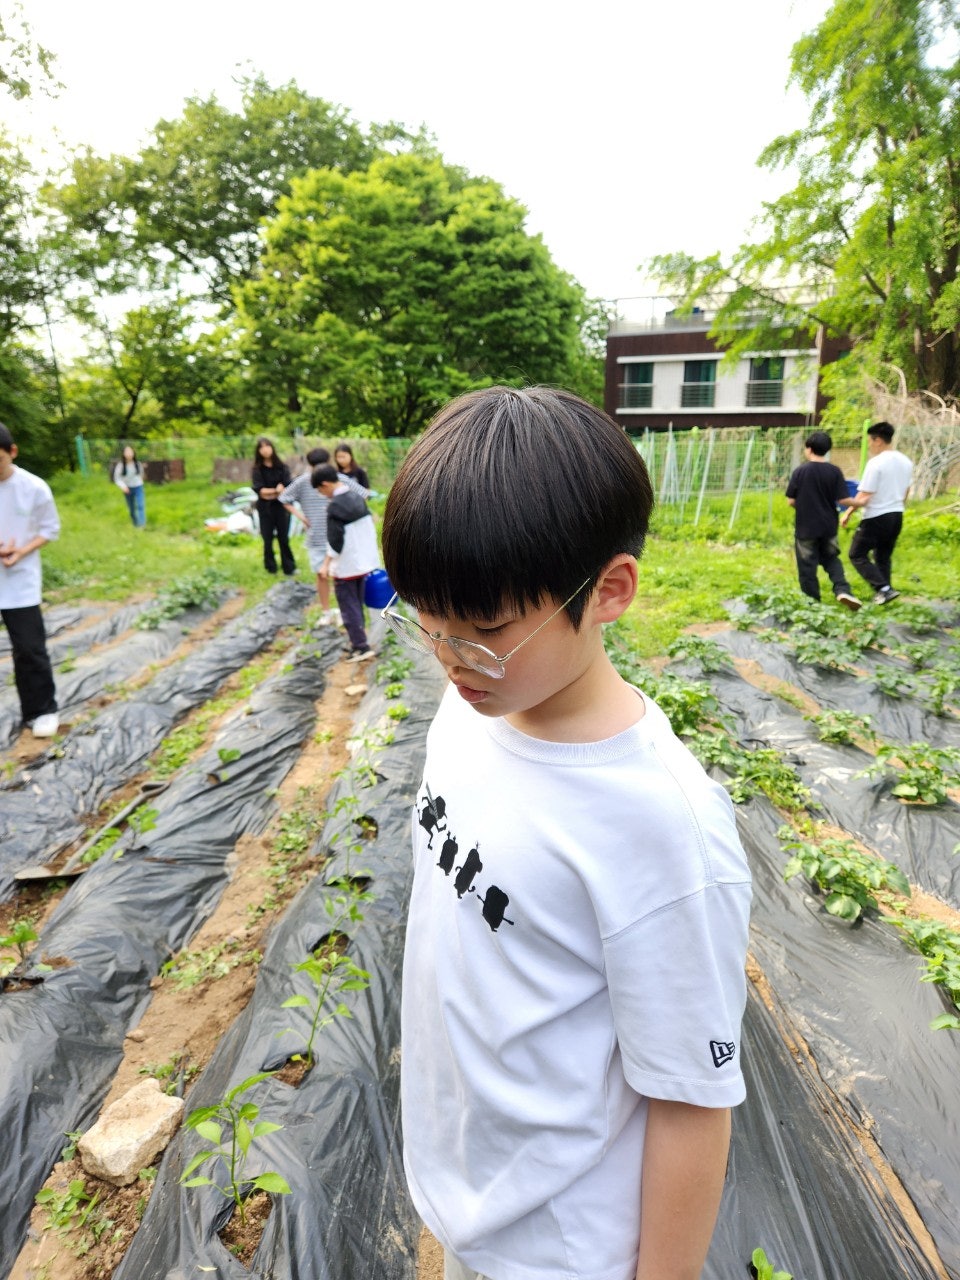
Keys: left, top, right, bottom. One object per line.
{"left": 840, "top": 421, "right": 914, "bottom": 605}
{"left": 380, "top": 386, "right": 751, "bottom": 1280}
{"left": 0, "top": 423, "right": 61, "bottom": 737}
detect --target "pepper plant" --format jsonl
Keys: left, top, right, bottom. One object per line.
{"left": 780, "top": 828, "right": 911, "bottom": 921}
{"left": 858, "top": 742, "right": 960, "bottom": 806}
{"left": 180, "top": 1072, "right": 291, "bottom": 1224}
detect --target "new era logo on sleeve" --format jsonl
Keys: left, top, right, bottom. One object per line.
{"left": 710, "top": 1039, "right": 736, "bottom": 1068}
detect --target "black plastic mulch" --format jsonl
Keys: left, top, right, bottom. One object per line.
{"left": 0, "top": 627, "right": 342, "bottom": 1277}
{"left": 0, "top": 581, "right": 317, "bottom": 899}
{"left": 714, "top": 626, "right": 960, "bottom": 749}
{"left": 114, "top": 657, "right": 445, "bottom": 1280}
{"left": 690, "top": 659, "right": 960, "bottom": 909}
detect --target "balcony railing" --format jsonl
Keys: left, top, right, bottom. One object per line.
{"left": 618, "top": 384, "right": 653, "bottom": 408}
{"left": 745, "top": 380, "right": 784, "bottom": 407}
{"left": 680, "top": 383, "right": 716, "bottom": 408}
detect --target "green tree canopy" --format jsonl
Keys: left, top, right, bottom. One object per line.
{"left": 45, "top": 75, "right": 383, "bottom": 305}
{"left": 0, "top": 2, "right": 57, "bottom": 101}
{"left": 649, "top": 0, "right": 960, "bottom": 404}
{"left": 236, "top": 152, "right": 588, "bottom": 436}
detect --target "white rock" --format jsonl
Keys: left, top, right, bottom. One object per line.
{"left": 78, "top": 1078, "right": 184, "bottom": 1186}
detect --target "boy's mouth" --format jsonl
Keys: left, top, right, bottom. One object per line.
{"left": 453, "top": 681, "right": 488, "bottom": 705}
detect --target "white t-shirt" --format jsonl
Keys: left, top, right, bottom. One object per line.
{"left": 859, "top": 449, "right": 913, "bottom": 517}
{"left": 0, "top": 466, "right": 61, "bottom": 609}
{"left": 401, "top": 686, "right": 751, "bottom": 1280}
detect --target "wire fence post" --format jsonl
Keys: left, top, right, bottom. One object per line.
{"left": 728, "top": 435, "right": 755, "bottom": 532}
{"left": 693, "top": 429, "right": 715, "bottom": 527}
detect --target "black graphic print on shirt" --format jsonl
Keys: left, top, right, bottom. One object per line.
{"left": 420, "top": 788, "right": 514, "bottom": 932}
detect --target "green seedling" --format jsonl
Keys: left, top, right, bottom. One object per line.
{"left": 127, "top": 804, "right": 158, "bottom": 838}
{"left": 870, "top": 665, "right": 919, "bottom": 700}
{"left": 161, "top": 940, "right": 262, "bottom": 991}
{"left": 751, "top": 1247, "right": 793, "bottom": 1280}
{"left": 60, "top": 1129, "right": 83, "bottom": 1161}
{"left": 375, "top": 653, "right": 414, "bottom": 683}
{"left": 139, "top": 1051, "right": 199, "bottom": 1096}
{"left": 891, "top": 916, "right": 960, "bottom": 1030}
{"left": 387, "top": 702, "right": 410, "bottom": 721}
{"left": 665, "top": 634, "right": 731, "bottom": 672}
{"left": 891, "top": 601, "right": 942, "bottom": 633}
{"left": 922, "top": 667, "right": 960, "bottom": 717}
{"left": 136, "top": 569, "right": 226, "bottom": 630}
{"left": 58, "top": 648, "right": 77, "bottom": 674}
{"left": 1, "top": 919, "right": 39, "bottom": 966}
{"left": 789, "top": 631, "right": 859, "bottom": 671}
{"left": 384, "top": 681, "right": 405, "bottom": 699}
{"left": 780, "top": 828, "right": 910, "bottom": 921}
{"left": 180, "top": 1073, "right": 291, "bottom": 1224}
{"left": 806, "top": 708, "right": 875, "bottom": 745}
{"left": 858, "top": 742, "right": 960, "bottom": 806}
{"left": 896, "top": 639, "right": 941, "bottom": 670}
{"left": 281, "top": 947, "right": 370, "bottom": 1071}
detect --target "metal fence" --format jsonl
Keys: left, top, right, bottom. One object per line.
{"left": 75, "top": 434, "right": 414, "bottom": 494}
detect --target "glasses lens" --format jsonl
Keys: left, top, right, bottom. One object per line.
{"left": 384, "top": 612, "right": 436, "bottom": 655}
{"left": 449, "top": 639, "right": 505, "bottom": 679}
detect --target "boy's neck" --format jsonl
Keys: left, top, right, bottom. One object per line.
{"left": 505, "top": 645, "right": 644, "bottom": 744}
{"left": 0, "top": 457, "right": 16, "bottom": 483}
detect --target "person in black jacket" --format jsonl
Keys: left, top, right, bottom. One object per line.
{"left": 251, "top": 436, "right": 296, "bottom": 575}
{"left": 785, "top": 430, "right": 859, "bottom": 609}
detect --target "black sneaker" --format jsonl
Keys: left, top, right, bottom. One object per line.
{"left": 873, "top": 587, "right": 900, "bottom": 605}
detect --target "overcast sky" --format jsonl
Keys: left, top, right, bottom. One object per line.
{"left": 5, "top": 0, "right": 831, "bottom": 309}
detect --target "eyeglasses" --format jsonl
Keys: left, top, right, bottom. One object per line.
{"left": 380, "top": 580, "right": 592, "bottom": 679}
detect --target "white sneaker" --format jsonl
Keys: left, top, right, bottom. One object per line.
{"left": 836, "top": 592, "right": 861, "bottom": 611}
{"left": 347, "top": 648, "right": 375, "bottom": 663}
{"left": 31, "top": 713, "right": 60, "bottom": 737}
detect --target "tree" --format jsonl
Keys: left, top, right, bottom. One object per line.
{"left": 236, "top": 152, "right": 588, "bottom": 435}
{"left": 46, "top": 75, "right": 383, "bottom": 306}
{"left": 0, "top": 2, "right": 57, "bottom": 100}
{"left": 649, "top": 0, "right": 960, "bottom": 405}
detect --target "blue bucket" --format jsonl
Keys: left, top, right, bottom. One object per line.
{"left": 364, "top": 568, "right": 394, "bottom": 609}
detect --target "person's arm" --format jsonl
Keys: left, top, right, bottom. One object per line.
{"left": 252, "top": 465, "right": 279, "bottom": 500}
{"left": 635, "top": 1100, "right": 731, "bottom": 1280}
{"left": 839, "top": 488, "right": 874, "bottom": 525}
{"left": 113, "top": 463, "right": 130, "bottom": 494}
{"left": 0, "top": 533, "right": 51, "bottom": 567}
{"left": 786, "top": 497, "right": 796, "bottom": 508}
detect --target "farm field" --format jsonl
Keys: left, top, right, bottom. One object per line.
{"left": 2, "top": 471, "right": 960, "bottom": 1280}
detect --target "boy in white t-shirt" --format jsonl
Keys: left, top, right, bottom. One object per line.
{"left": 840, "top": 420, "right": 914, "bottom": 604}
{"left": 0, "top": 422, "right": 61, "bottom": 737}
{"left": 380, "top": 387, "right": 751, "bottom": 1280}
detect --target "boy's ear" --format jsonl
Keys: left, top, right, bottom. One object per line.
{"left": 588, "top": 554, "right": 637, "bottom": 625}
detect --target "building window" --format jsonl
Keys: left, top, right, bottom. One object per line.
{"left": 746, "top": 356, "right": 785, "bottom": 407}
{"left": 681, "top": 360, "right": 716, "bottom": 408}
{"left": 619, "top": 363, "right": 653, "bottom": 408}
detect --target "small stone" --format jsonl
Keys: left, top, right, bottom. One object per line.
{"left": 345, "top": 683, "right": 368, "bottom": 697}
{"left": 78, "top": 1078, "right": 184, "bottom": 1186}
{"left": 125, "top": 1028, "right": 147, "bottom": 1043}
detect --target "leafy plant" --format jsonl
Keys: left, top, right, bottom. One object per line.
{"left": 161, "top": 940, "right": 262, "bottom": 991}
{"left": 891, "top": 916, "right": 960, "bottom": 1030}
{"left": 384, "top": 681, "right": 405, "bottom": 699}
{"left": 0, "top": 919, "right": 38, "bottom": 966}
{"left": 869, "top": 665, "right": 919, "bottom": 700}
{"left": 806, "top": 708, "right": 874, "bottom": 745}
{"left": 780, "top": 828, "right": 911, "bottom": 921}
{"left": 375, "top": 653, "right": 414, "bottom": 683}
{"left": 281, "top": 947, "right": 370, "bottom": 1071}
{"left": 136, "top": 569, "right": 226, "bottom": 629}
{"left": 858, "top": 742, "right": 960, "bottom": 806}
{"left": 180, "top": 1073, "right": 291, "bottom": 1224}
{"left": 890, "top": 601, "right": 942, "bottom": 633}
{"left": 387, "top": 702, "right": 410, "bottom": 721}
{"left": 921, "top": 666, "right": 960, "bottom": 717}
{"left": 751, "top": 1246, "right": 793, "bottom": 1280}
{"left": 726, "top": 749, "right": 811, "bottom": 811}
{"left": 788, "top": 630, "right": 859, "bottom": 671}
{"left": 58, "top": 648, "right": 77, "bottom": 673}
{"left": 896, "top": 639, "right": 941, "bottom": 670}
{"left": 665, "top": 634, "right": 731, "bottom": 672}
{"left": 127, "top": 804, "right": 158, "bottom": 838}
{"left": 139, "top": 1051, "right": 199, "bottom": 1096}
{"left": 80, "top": 825, "right": 123, "bottom": 865}
{"left": 35, "top": 1178, "right": 101, "bottom": 1233}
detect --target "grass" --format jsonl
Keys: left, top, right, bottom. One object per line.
{"left": 38, "top": 474, "right": 960, "bottom": 658}
{"left": 42, "top": 474, "right": 279, "bottom": 604}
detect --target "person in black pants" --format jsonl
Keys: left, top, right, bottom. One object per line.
{"left": 0, "top": 422, "right": 61, "bottom": 737}
{"left": 785, "top": 430, "right": 861, "bottom": 609}
{"left": 251, "top": 436, "right": 296, "bottom": 576}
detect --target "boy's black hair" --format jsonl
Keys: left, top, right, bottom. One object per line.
{"left": 804, "top": 430, "right": 832, "bottom": 456}
{"left": 0, "top": 422, "right": 13, "bottom": 453}
{"left": 311, "top": 463, "right": 338, "bottom": 488}
{"left": 306, "top": 447, "right": 329, "bottom": 466}
{"left": 867, "top": 421, "right": 895, "bottom": 443}
{"left": 382, "top": 386, "right": 654, "bottom": 628}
